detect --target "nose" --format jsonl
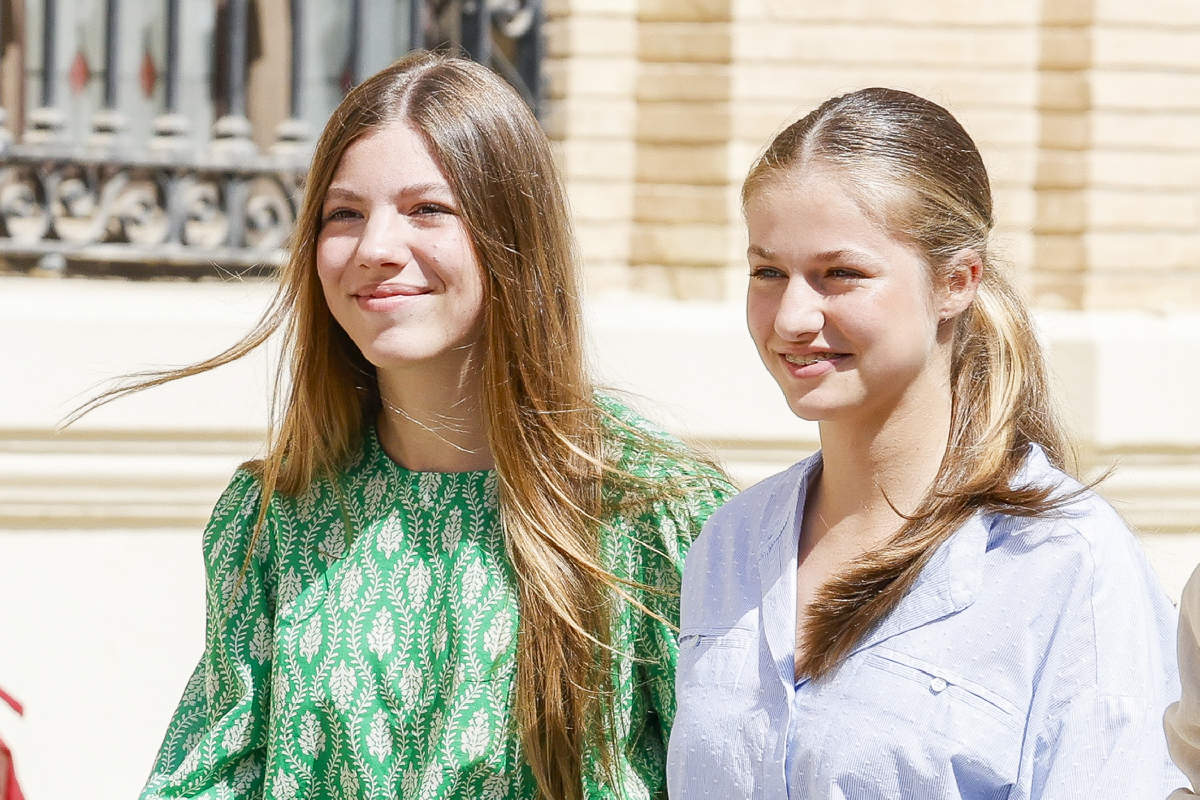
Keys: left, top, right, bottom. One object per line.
{"left": 774, "top": 276, "right": 824, "bottom": 341}
{"left": 355, "top": 209, "right": 412, "bottom": 270}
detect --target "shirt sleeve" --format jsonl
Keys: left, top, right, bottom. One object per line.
{"left": 1166, "top": 566, "right": 1200, "bottom": 798}
{"left": 1026, "top": 516, "right": 1184, "bottom": 799}
{"left": 140, "top": 470, "right": 276, "bottom": 799}
{"left": 1031, "top": 690, "right": 1182, "bottom": 798}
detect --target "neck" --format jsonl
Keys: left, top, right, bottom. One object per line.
{"left": 375, "top": 359, "right": 494, "bottom": 473}
{"left": 810, "top": 373, "right": 953, "bottom": 547}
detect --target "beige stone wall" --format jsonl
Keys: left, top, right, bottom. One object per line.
{"left": 545, "top": 0, "right": 640, "bottom": 293}
{"left": 549, "top": 0, "right": 1200, "bottom": 313}
{"left": 542, "top": 0, "right": 1200, "bottom": 560}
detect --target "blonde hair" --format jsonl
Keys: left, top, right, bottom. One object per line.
{"left": 74, "top": 51, "right": 716, "bottom": 798}
{"left": 743, "top": 88, "right": 1073, "bottom": 681}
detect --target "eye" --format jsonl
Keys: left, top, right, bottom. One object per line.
{"left": 321, "top": 207, "right": 360, "bottom": 225}
{"left": 749, "top": 266, "right": 785, "bottom": 280}
{"left": 412, "top": 202, "right": 454, "bottom": 216}
{"left": 826, "top": 267, "right": 865, "bottom": 280}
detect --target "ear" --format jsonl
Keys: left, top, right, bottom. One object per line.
{"left": 938, "top": 249, "right": 983, "bottom": 321}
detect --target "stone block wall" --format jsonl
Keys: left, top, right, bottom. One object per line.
{"left": 547, "top": 0, "right": 1199, "bottom": 313}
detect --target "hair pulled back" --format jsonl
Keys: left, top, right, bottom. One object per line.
{"left": 744, "top": 88, "right": 1072, "bottom": 680}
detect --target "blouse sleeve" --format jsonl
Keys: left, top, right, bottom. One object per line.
{"left": 140, "top": 470, "right": 276, "bottom": 799}
{"left": 629, "top": 473, "right": 734, "bottom": 779}
{"left": 1167, "top": 566, "right": 1200, "bottom": 798}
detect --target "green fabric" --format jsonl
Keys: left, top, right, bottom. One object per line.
{"left": 140, "top": 408, "right": 732, "bottom": 800}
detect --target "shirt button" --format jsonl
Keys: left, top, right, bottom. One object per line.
{"left": 929, "top": 676, "right": 948, "bottom": 694}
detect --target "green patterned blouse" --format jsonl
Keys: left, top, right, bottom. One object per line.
{"left": 140, "top": 409, "right": 732, "bottom": 800}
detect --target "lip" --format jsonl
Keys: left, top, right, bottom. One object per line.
{"left": 777, "top": 350, "right": 849, "bottom": 379}
{"left": 353, "top": 282, "right": 430, "bottom": 311}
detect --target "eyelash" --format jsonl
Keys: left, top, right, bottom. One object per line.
{"left": 749, "top": 267, "right": 864, "bottom": 281}
{"left": 321, "top": 202, "right": 454, "bottom": 225}
{"left": 827, "top": 268, "right": 863, "bottom": 280}
{"left": 749, "top": 266, "right": 785, "bottom": 280}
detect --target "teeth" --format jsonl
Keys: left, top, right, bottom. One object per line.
{"left": 784, "top": 352, "right": 838, "bottom": 367}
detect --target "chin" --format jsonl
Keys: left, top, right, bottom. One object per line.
{"left": 783, "top": 392, "right": 860, "bottom": 424}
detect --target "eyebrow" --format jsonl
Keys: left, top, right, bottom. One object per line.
{"left": 746, "top": 245, "right": 880, "bottom": 266}
{"left": 323, "top": 182, "right": 453, "bottom": 203}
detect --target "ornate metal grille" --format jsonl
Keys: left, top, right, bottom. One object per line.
{"left": 0, "top": 0, "right": 543, "bottom": 277}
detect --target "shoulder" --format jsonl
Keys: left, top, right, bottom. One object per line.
{"left": 994, "top": 454, "right": 1156, "bottom": 585}
{"left": 680, "top": 455, "right": 813, "bottom": 587}
{"left": 594, "top": 395, "right": 735, "bottom": 573}
{"left": 703, "top": 455, "right": 813, "bottom": 534}
{"left": 987, "top": 451, "right": 1177, "bottom": 697}
{"left": 203, "top": 468, "right": 268, "bottom": 565}
{"left": 597, "top": 393, "right": 734, "bottom": 505}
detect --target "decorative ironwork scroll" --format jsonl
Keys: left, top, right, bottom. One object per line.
{"left": 0, "top": 0, "right": 543, "bottom": 277}
{"left": 0, "top": 147, "right": 303, "bottom": 273}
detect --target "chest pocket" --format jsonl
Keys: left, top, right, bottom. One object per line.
{"left": 677, "top": 627, "right": 757, "bottom": 691}
{"left": 815, "top": 646, "right": 1023, "bottom": 794}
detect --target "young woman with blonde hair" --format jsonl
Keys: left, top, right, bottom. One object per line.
{"left": 666, "top": 88, "right": 1181, "bottom": 798}
{"left": 91, "top": 51, "right": 731, "bottom": 799}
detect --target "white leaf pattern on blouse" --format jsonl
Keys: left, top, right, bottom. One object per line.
{"left": 367, "top": 710, "right": 392, "bottom": 761}
{"left": 400, "top": 663, "right": 422, "bottom": 704}
{"left": 273, "top": 769, "right": 298, "bottom": 800}
{"left": 418, "top": 472, "right": 441, "bottom": 505}
{"left": 364, "top": 473, "right": 386, "bottom": 513}
{"left": 367, "top": 612, "right": 395, "bottom": 659}
{"left": 277, "top": 567, "right": 301, "bottom": 608}
{"left": 407, "top": 560, "right": 431, "bottom": 605}
{"left": 483, "top": 620, "right": 511, "bottom": 663}
{"left": 298, "top": 712, "right": 324, "bottom": 757}
{"left": 231, "top": 756, "right": 261, "bottom": 793}
{"left": 222, "top": 714, "right": 250, "bottom": 753}
{"left": 377, "top": 516, "right": 402, "bottom": 558}
{"left": 481, "top": 772, "right": 507, "bottom": 800}
{"left": 321, "top": 520, "right": 346, "bottom": 563}
{"left": 461, "top": 559, "right": 486, "bottom": 605}
{"left": 461, "top": 709, "right": 490, "bottom": 760}
{"left": 442, "top": 507, "right": 462, "bottom": 553}
{"left": 329, "top": 660, "right": 357, "bottom": 709}
{"left": 249, "top": 615, "right": 271, "bottom": 663}
{"left": 300, "top": 616, "right": 322, "bottom": 661}
{"left": 339, "top": 565, "right": 362, "bottom": 609}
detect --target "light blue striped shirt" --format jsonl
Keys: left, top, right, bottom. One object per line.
{"left": 667, "top": 445, "right": 1184, "bottom": 799}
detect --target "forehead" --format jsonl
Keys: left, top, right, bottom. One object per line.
{"left": 328, "top": 120, "right": 450, "bottom": 190}
{"left": 747, "top": 170, "right": 895, "bottom": 247}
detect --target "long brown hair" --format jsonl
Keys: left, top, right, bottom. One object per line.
{"left": 743, "top": 88, "right": 1074, "bottom": 681}
{"left": 72, "top": 51, "right": 710, "bottom": 798}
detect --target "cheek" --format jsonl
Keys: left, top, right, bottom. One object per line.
{"left": 315, "top": 240, "right": 347, "bottom": 288}
{"left": 745, "top": 291, "right": 778, "bottom": 349}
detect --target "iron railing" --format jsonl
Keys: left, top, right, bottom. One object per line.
{"left": 0, "top": 0, "right": 543, "bottom": 277}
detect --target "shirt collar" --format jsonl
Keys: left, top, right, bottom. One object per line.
{"left": 758, "top": 451, "right": 823, "bottom": 561}
{"left": 758, "top": 444, "right": 1061, "bottom": 679}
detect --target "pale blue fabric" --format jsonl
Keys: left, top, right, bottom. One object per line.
{"left": 667, "top": 445, "right": 1184, "bottom": 799}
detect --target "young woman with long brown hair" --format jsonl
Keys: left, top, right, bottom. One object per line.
{"left": 97, "top": 51, "right": 731, "bottom": 800}
{"left": 666, "top": 88, "right": 1182, "bottom": 798}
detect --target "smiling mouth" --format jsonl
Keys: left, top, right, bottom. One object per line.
{"left": 356, "top": 283, "right": 430, "bottom": 300}
{"left": 782, "top": 352, "right": 844, "bottom": 367}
